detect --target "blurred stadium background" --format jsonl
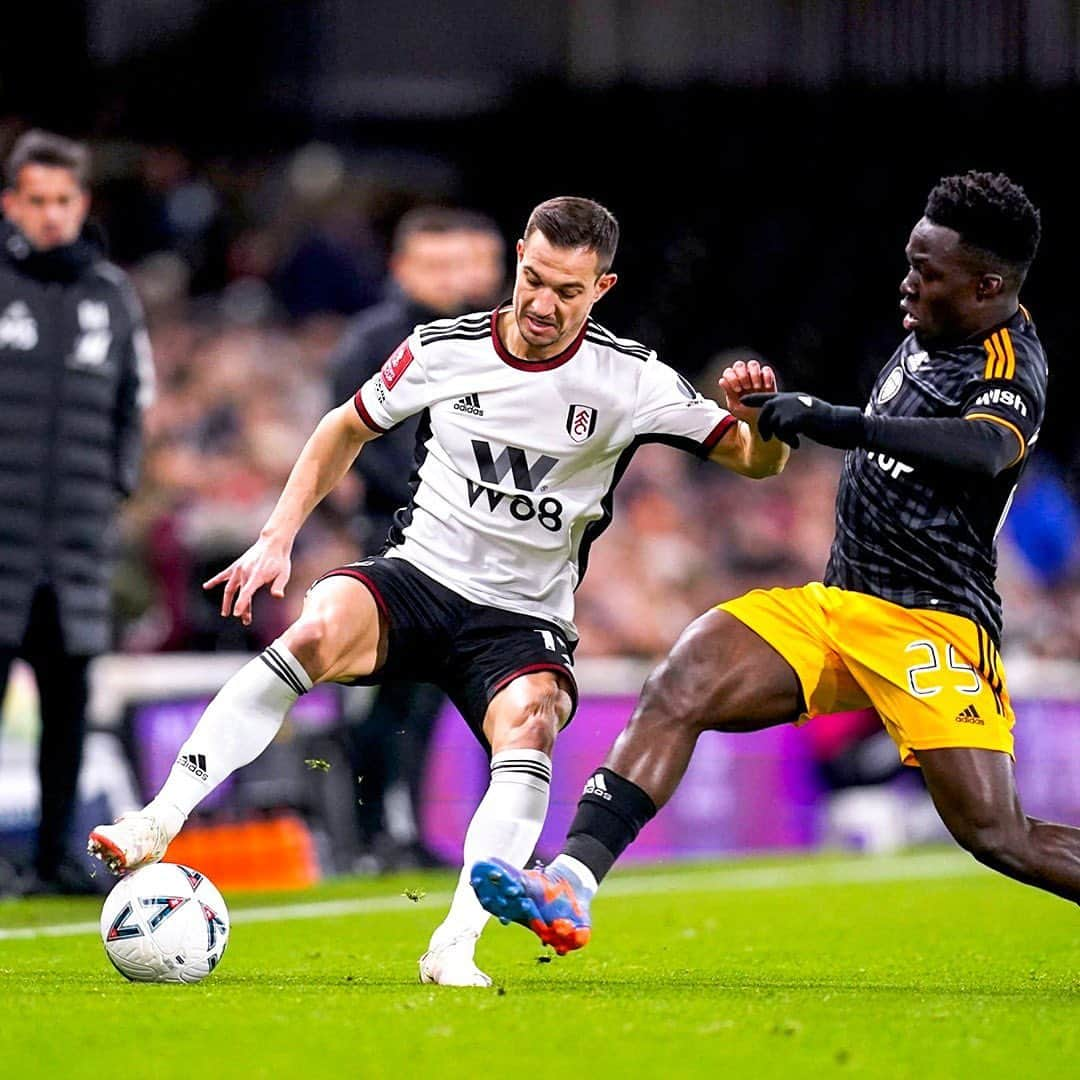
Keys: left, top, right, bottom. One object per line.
{"left": 1, "top": 1, "right": 1079, "bottom": 891}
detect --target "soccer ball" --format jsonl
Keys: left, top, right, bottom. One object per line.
{"left": 100, "top": 862, "right": 229, "bottom": 983}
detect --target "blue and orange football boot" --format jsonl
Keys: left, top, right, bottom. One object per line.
{"left": 470, "top": 857, "right": 592, "bottom": 955}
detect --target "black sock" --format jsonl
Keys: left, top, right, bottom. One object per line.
{"left": 562, "top": 767, "right": 657, "bottom": 884}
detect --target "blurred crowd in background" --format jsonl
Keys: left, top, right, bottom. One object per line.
{"left": 3, "top": 123, "right": 1072, "bottom": 664}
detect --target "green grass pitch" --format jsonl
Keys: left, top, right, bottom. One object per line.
{"left": 1, "top": 848, "right": 1076, "bottom": 1078}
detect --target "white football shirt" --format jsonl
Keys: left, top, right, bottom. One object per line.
{"left": 354, "top": 307, "right": 734, "bottom": 638}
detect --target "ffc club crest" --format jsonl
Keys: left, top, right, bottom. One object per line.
{"left": 566, "top": 404, "right": 597, "bottom": 443}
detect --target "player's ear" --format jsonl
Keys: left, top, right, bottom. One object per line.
{"left": 594, "top": 271, "right": 617, "bottom": 302}
{"left": 976, "top": 272, "right": 1004, "bottom": 301}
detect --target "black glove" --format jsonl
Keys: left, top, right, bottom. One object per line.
{"left": 741, "top": 392, "right": 868, "bottom": 450}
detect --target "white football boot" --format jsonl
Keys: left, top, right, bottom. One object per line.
{"left": 418, "top": 931, "right": 492, "bottom": 987}
{"left": 87, "top": 808, "right": 174, "bottom": 875}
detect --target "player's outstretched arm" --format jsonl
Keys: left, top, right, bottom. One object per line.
{"left": 743, "top": 392, "right": 1019, "bottom": 476}
{"left": 203, "top": 401, "right": 381, "bottom": 625}
{"left": 708, "top": 359, "right": 790, "bottom": 478}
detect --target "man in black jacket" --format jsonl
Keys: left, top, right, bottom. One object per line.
{"left": 329, "top": 206, "right": 504, "bottom": 871}
{"left": 0, "top": 130, "right": 153, "bottom": 894}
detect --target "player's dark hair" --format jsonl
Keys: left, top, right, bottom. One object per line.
{"left": 924, "top": 171, "right": 1041, "bottom": 282}
{"left": 4, "top": 129, "right": 91, "bottom": 190}
{"left": 524, "top": 196, "right": 619, "bottom": 274}
{"left": 393, "top": 205, "right": 502, "bottom": 252}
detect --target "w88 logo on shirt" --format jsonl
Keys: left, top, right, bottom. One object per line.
{"left": 466, "top": 440, "right": 564, "bottom": 532}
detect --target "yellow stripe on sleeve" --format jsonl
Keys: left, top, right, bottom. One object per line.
{"left": 992, "top": 333, "right": 1009, "bottom": 379}
{"left": 999, "top": 328, "right": 1016, "bottom": 380}
{"left": 964, "top": 412, "right": 1026, "bottom": 467}
{"left": 983, "top": 339, "right": 997, "bottom": 380}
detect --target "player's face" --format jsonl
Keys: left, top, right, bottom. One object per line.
{"left": 899, "top": 218, "right": 992, "bottom": 345}
{"left": 1, "top": 164, "right": 90, "bottom": 251}
{"left": 512, "top": 232, "right": 616, "bottom": 356}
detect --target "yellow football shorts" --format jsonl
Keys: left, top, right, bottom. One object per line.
{"left": 718, "top": 582, "right": 1014, "bottom": 766}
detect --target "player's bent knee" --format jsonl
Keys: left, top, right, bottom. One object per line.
{"left": 282, "top": 607, "right": 380, "bottom": 685}
{"left": 502, "top": 690, "right": 565, "bottom": 748}
{"left": 521, "top": 685, "right": 571, "bottom": 731}
{"left": 281, "top": 613, "right": 338, "bottom": 681}
{"left": 634, "top": 657, "right": 716, "bottom": 733}
{"left": 494, "top": 711, "right": 559, "bottom": 754}
{"left": 635, "top": 608, "right": 801, "bottom": 734}
{"left": 486, "top": 674, "right": 569, "bottom": 753}
{"left": 635, "top": 626, "right": 746, "bottom": 733}
{"left": 951, "top": 819, "right": 1029, "bottom": 873}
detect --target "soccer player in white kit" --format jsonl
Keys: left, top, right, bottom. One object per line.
{"left": 89, "top": 197, "right": 788, "bottom": 986}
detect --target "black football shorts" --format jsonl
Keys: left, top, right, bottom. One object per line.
{"left": 310, "top": 556, "right": 578, "bottom": 749}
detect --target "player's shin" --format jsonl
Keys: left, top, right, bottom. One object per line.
{"left": 429, "top": 748, "right": 552, "bottom": 948}
{"left": 148, "top": 640, "right": 313, "bottom": 833}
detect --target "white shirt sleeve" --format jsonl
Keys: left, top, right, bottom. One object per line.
{"left": 354, "top": 332, "right": 430, "bottom": 432}
{"left": 632, "top": 355, "right": 735, "bottom": 454}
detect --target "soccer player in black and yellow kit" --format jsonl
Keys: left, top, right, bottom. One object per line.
{"left": 472, "top": 172, "right": 1079, "bottom": 956}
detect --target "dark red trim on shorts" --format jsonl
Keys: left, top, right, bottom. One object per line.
{"left": 700, "top": 414, "right": 737, "bottom": 456}
{"left": 490, "top": 306, "right": 589, "bottom": 372}
{"left": 353, "top": 390, "right": 388, "bottom": 434}
{"left": 312, "top": 567, "right": 391, "bottom": 624}
{"left": 490, "top": 663, "right": 578, "bottom": 704}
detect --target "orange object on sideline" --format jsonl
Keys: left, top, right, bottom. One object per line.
{"left": 163, "top": 813, "right": 320, "bottom": 891}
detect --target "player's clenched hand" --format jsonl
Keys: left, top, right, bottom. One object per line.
{"left": 741, "top": 392, "right": 868, "bottom": 450}
{"left": 202, "top": 537, "right": 292, "bottom": 627}
{"left": 717, "top": 359, "right": 778, "bottom": 425}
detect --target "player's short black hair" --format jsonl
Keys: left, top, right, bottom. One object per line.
{"left": 524, "top": 196, "right": 619, "bottom": 274}
{"left": 4, "top": 129, "right": 91, "bottom": 190}
{"left": 924, "top": 171, "right": 1041, "bottom": 280}
{"left": 392, "top": 205, "right": 502, "bottom": 253}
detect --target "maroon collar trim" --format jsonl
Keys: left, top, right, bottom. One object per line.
{"left": 490, "top": 306, "right": 589, "bottom": 372}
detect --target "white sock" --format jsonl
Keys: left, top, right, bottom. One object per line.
{"left": 550, "top": 854, "right": 599, "bottom": 895}
{"left": 429, "top": 748, "right": 552, "bottom": 951}
{"left": 148, "top": 640, "right": 312, "bottom": 833}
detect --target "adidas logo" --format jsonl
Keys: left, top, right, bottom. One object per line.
{"left": 453, "top": 392, "right": 483, "bottom": 416}
{"left": 178, "top": 752, "right": 209, "bottom": 780}
{"left": 583, "top": 773, "right": 612, "bottom": 801}
{"left": 954, "top": 705, "right": 984, "bottom": 725}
